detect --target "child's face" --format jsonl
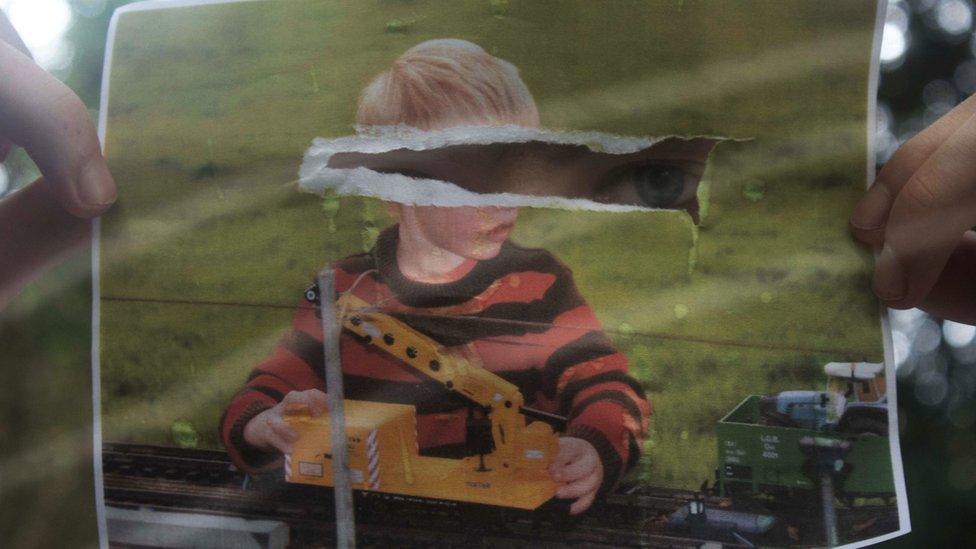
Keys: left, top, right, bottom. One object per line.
{"left": 404, "top": 205, "right": 518, "bottom": 260}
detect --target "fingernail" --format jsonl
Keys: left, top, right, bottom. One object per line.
{"left": 874, "top": 244, "right": 907, "bottom": 301}
{"left": 78, "top": 158, "right": 116, "bottom": 208}
{"left": 850, "top": 183, "right": 892, "bottom": 230}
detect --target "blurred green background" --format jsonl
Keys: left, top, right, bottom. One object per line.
{"left": 4, "top": 0, "right": 974, "bottom": 547}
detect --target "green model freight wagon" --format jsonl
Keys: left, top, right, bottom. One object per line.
{"left": 717, "top": 396, "right": 896, "bottom": 497}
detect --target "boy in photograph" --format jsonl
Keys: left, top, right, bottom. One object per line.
{"left": 220, "top": 39, "right": 651, "bottom": 514}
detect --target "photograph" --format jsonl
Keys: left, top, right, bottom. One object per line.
{"left": 93, "top": 0, "right": 906, "bottom": 546}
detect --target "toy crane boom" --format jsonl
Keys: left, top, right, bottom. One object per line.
{"left": 283, "top": 290, "right": 562, "bottom": 509}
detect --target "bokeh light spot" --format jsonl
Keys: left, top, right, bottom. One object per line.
{"left": 915, "top": 318, "right": 944, "bottom": 354}
{"left": 916, "top": 370, "right": 950, "bottom": 406}
{"left": 943, "top": 320, "right": 976, "bottom": 348}
{"left": 923, "top": 79, "right": 958, "bottom": 106}
{"left": 73, "top": 0, "right": 107, "bottom": 19}
{"left": 881, "top": 23, "right": 909, "bottom": 66}
{"left": 1, "top": 0, "right": 74, "bottom": 70}
{"left": 877, "top": 102, "right": 894, "bottom": 134}
{"left": 887, "top": 1, "right": 912, "bottom": 32}
{"left": 936, "top": 0, "right": 974, "bottom": 37}
{"left": 3, "top": 0, "right": 72, "bottom": 50}
{"left": 893, "top": 329, "right": 913, "bottom": 372}
{"left": 953, "top": 59, "right": 976, "bottom": 93}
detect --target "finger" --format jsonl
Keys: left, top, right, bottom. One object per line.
{"left": 0, "top": 177, "right": 89, "bottom": 310}
{"left": 556, "top": 471, "right": 601, "bottom": 499}
{"left": 282, "top": 389, "right": 328, "bottom": 416}
{"left": 0, "top": 11, "right": 31, "bottom": 57}
{"left": 282, "top": 391, "right": 305, "bottom": 405}
{"left": 549, "top": 440, "right": 582, "bottom": 474}
{"left": 873, "top": 111, "right": 976, "bottom": 308}
{"left": 851, "top": 94, "right": 976, "bottom": 244}
{"left": 304, "top": 389, "right": 328, "bottom": 416}
{"left": 0, "top": 40, "right": 116, "bottom": 217}
{"left": 556, "top": 437, "right": 583, "bottom": 459}
{"left": 268, "top": 418, "right": 299, "bottom": 443}
{"left": 282, "top": 401, "right": 309, "bottom": 415}
{"left": 0, "top": 11, "right": 27, "bottom": 164}
{"left": 282, "top": 392, "right": 310, "bottom": 415}
{"left": 569, "top": 492, "right": 596, "bottom": 515}
{"left": 914, "top": 232, "right": 976, "bottom": 323}
{"left": 550, "top": 449, "right": 597, "bottom": 482}
{"left": 265, "top": 430, "right": 295, "bottom": 455}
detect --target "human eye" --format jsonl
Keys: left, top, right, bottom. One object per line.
{"left": 594, "top": 163, "right": 700, "bottom": 209}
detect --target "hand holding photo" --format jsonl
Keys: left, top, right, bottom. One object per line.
{"left": 95, "top": 1, "right": 905, "bottom": 547}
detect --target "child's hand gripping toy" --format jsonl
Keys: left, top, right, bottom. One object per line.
{"left": 283, "top": 291, "right": 563, "bottom": 509}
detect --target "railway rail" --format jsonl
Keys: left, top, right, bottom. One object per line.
{"left": 102, "top": 443, "right": 898, "bottom": 547}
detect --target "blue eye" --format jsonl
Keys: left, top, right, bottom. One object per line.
{"left": 632, "top": 165, "right": 686, "bottom": 208}
{"left": 594, "top": 163, "right": 697, "bottom": 209}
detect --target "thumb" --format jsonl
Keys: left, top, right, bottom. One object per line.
{"left": 0, "top": 40, "right": 116, "bottom": 217}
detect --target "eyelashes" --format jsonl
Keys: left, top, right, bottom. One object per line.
{"left": 595, "top": 163, "right": 699, "bottom": 209}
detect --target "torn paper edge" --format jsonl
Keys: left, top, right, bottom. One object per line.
{"left": 299, "top": 125, "right": 733, "bottom": 211}
{"left": 302, "top": 166, "right": 662, "bottom": 212}
{"left": 92, "top": 1, "right": 908, "bottom": 548}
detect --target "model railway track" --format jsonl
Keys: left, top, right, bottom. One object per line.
{"left": 102, "top": 443, "right": 897, "bottom": 547}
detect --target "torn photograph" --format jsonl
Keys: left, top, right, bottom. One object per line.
{"left": 94, "top": 0, "right": 907, "bottom": 547}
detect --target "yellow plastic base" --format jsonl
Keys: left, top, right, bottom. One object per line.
{"left": 284, "top": 400, "right": 558, "bottom": 509}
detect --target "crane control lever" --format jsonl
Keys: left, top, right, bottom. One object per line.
{"left": 520, "top": 406, "right": 567, "bottom": 432}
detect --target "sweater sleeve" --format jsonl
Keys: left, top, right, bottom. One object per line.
{"left": 219, "top": 301, "right": 328, "bottom": 473}
{"left": 556, "top": 325, "right": 651, "bottom": 494}
{"left": 541, "top": 276, "right": 651, "bottom": 495}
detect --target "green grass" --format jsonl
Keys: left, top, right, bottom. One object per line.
{"left": 99, "top": 0, "right": 884, "bottom": 490}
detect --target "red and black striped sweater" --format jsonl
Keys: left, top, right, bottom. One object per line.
{"left": 220, "top": 225, "right": 651, "bottom": 493}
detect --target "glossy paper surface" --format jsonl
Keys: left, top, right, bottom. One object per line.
{"left": 94, "top": 1, "right": 905, "bottom": 547}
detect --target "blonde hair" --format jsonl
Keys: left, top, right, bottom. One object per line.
{"left": 357, "top": 39, "right": 540, "bottom": 130}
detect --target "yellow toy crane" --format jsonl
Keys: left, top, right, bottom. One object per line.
{"left": 283, "top": 292, "right": 563, "bottom": 509}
